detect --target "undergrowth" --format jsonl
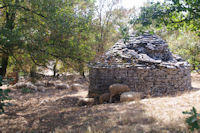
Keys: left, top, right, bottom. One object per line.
{"left": 0, "top": 76, "right": 11, "bottom": 114}
{"left": 183, "top": 107, "right": 200, "bottom": 132}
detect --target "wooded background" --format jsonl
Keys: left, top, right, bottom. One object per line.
{"left": 0, "top": 0, "right": 199, "bottom": 77}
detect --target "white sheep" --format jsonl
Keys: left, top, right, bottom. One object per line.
{"left": 109, "top": 84, "right": 130, "bottom": 102}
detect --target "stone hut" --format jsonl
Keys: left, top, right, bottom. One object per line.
{"left": 88, "top": 33, "right": 192, "bottom": 98}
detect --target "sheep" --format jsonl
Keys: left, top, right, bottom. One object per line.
{"left": 120, "top": 92, "right": 144, "bottom": 102}
{"left": 99, "top": 93, "right": 110, "bottom": 104}
{"left": 109, "top": 84, "right": 130, "bottom": 102}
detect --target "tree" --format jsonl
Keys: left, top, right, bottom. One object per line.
{"left": 0, "top": 0, "right": 96, "bottom": 77}
{"left": 93, "top": 0, "right": 135, "bottom": 55}
{"left": 132, "top": 1, "right": 200, "bottom": 70}
{"left": 93, "top": 0, "right": 119, "bottom": 54}
{"left": 132, "top": 0, "right": 200, "bottom": 33}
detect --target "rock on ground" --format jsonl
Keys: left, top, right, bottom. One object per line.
{"left": 37, "top": 86, "right": 46, "bottom": 92}
{"left": 15, "top": 82, "right": 27, "bottom": 89}
{"left": 55, "top": 84, "right": 69, "bottom": 90}
{"left": 26, "top": 82, "right": 38, "bottom": 91}
{"left": 120, "top": 92, "right": 144, "bottom": 102}
{"left": 35, "top": 81, "right": 46, "bottom": 87}
{"left": 78, "top": 98, "right": 94, "bottom": 106}
{"left": 45, "top": 81, "right": 55, "bottom": 87}
{"left": 15, "top": 82, "right": 37, "bottom": 91}
{"left": 70, "top": 83, "right": 83, "bottom": 91}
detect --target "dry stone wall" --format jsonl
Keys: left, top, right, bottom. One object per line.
{"left": 88, "top": 32, "right": 192, "bottom": 98}
{"left": 89, "top": 64, "right": 191, "bottom": 97}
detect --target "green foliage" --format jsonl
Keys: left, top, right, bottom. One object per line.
{"left": 132, "top": 1, "right": 200, "bottom": 69}
{"left": 133, "top": 0, "right": 200, "bottom": 34}
{"left": 131, "top": 2, "right": 167, "bottom": 31}
{"left": 0, "top": 76, "right": 11, "bottom": 114}
{"left": 165, "top": 31, "right": 200, "bottom": 70}
{"left": 93, "top": 1, "right": 135, "bottom": 53}
{"left": 0, "top": 0, "right": 136, "bottom": 76}
{"left": 0, "top": 0, "right": 97, "bottom": 75}
{"left": 119, "top": 26, "right": 129, "bottom": 43}
{"left": 183, "top": 107, "right": 200, "bottom": 131}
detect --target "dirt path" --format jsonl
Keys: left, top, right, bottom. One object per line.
{"left": 0, "top": 74, "right": 200, "bottom": 133}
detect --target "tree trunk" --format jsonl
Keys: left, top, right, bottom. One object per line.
{"left": 30, "top": 65, "right": 37, "bottom": 83}
{"left": 53, "top": 60, "right": 58, "bottom": 77}
{"left": 0, "top": 0, "right": 18, "bottom": 77}
{"left": 78, "top": 62, "right": 85, "bottom": 78}
{"left": 53, "top": 64, "right": 57, "bottom": 77}
{"left": 30, "top": 65, "right": 36, "bottom": 77}
{"left": 81, "top": 71, "right": 85, "bottom": 78}
{"left": 0, "top": 54, "right": 9, "bottom": 77}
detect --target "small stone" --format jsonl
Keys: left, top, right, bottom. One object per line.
{"left": 46, "top": 81, "right": 55, "bottom": 87}
{"left": 15, "top": 82, "right": 27, "bottom": 89}
{"left": 26, "top": 82, "right": 38, "bottom": 91}
{"left": 37, "top": 86, "right": 46, "bottom": 92}
{"left": 35, "top": 81, "right": 45, "bottom": 87}
{"left": 70, "top": 83, "right": 83, "bottom": 91}
{"left": 78, "top": 98, "right": 94, "bottom": 106}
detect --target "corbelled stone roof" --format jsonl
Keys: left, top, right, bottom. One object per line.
{"left": 91, "top": 32, "right": 190, "bottom": 68}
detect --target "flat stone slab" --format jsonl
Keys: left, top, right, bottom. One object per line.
{"left": 89, "top": 32, "right": 190, "bottom": 68}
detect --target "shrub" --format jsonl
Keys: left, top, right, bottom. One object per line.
{"left": 183, "top": 107, "right": 200, "bottom": 131}
{"left": 0, "top": 76, "right": 11, "bottom": 114}
{"left": 165, "top": 31, "right": 200, "bottom": 70}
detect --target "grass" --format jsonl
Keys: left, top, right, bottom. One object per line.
{"left": 0, "top": 74, "right": 199, "bottom": 132}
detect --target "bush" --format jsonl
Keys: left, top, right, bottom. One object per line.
{"left": 0, "top": 76, "right": 11, "bottom": 114}
{"left": 183, "top": 107, "right": 200, "bottom": 131}
{"left": 165, "top": 31, "right": 200, "bottom": 70}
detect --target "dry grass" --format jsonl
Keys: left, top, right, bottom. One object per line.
{"left": 0, "top": 73, "right": 200, "bottom": 133}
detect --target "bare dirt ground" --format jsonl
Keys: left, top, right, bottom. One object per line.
{"left": 0, "top": 74, "right": 200, "bottom": 133}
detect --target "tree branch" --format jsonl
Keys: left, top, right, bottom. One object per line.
{"left": 16, "top": 5, "right": 47, "bottom": 19}
{"left": 38, "top": 49, "right": 86, "bottom": 63}
{"left": 30, "top": 54, "right": 51, "bottom": 70}
{"left": 0, "top": 5, "right": 7, "bottom": 9}
{"left": 170, "top": 17, "right": 189, "bottom": 23}
{"left": 4, "top": 4, "right": 47, "bottom": 19}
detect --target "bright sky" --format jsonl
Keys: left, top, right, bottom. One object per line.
{"left": 120, "top": 0, "right": 164, "bottom": 9}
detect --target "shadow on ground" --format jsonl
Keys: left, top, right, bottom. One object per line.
{"left": 1, "top": 73, "right": 199, "bottom": 132}
{"left": 0, "top": 97, "right": 189, "bottom": 133}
